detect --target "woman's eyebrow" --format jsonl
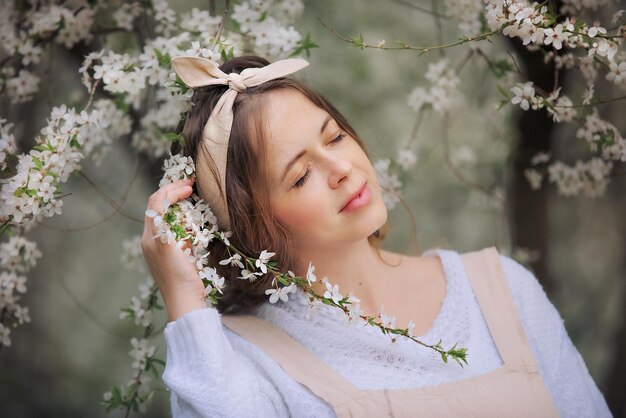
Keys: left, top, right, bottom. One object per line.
{"left": 280, "top": 115, "right": 333, "bottom": 182}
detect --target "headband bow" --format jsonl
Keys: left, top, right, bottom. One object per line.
{"left": 171, "top": 56, "right": 310, "bottom": 230}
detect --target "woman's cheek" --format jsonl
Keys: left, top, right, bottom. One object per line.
{"left": 272, "top": 195, "right": 323, "bottom": 235}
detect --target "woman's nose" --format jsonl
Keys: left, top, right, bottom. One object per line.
{"left": 327, "top": 155, "right": 352, "bottom": 188}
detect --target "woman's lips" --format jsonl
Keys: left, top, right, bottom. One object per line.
{"left": 340, "top": 183, "right": 372, "bottom": 213}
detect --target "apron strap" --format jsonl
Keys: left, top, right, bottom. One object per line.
{"left": 460, "top": 247, "right": 539, "bottom": 369}
{"left": 221, "top": 313, "right": 360, "bottom": 406}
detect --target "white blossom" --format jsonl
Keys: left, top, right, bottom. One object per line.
{"left": 322, "top": 278, "right": 343, "bottom": 305}
{"left": 407, "top": 59, "right": 460, "bottom": 114}
{"left": 606, "top": 61, "right": 626, "bottom": 87}
{"left": 576, "top": 110, "right": 622, "bottom": 155}
{"left": 0, "top": 119, "right": 17, "bottom": 170}
{"left": 379, "top": 304, "right": 397, "bottom": 341}
{"left": 547, "top": 158, "right": 613, "bottom": 198}
{"left": 6, "top": 69, "right": 40, "bottom": 103}
{"left": 238, "top": 269, "right": 262, "bottom": 282}
{"left": 396, "top": 148, "right": 417, "bottom": 171}
{"left": 0, "top": 236, "right": 42, "bottom": 273}
{"left": 113, "top": 3, "right": 142, "bottom": 31}
{"left": 256, "top": 250, "right": 275, "bottom": 274}
{"left": 524, "top": 168, "right": 543, "bottom": 190}
{"left": 265, "top": 283, "right": 296, "bottom": 303}
{"left": 219, "top": 253, "right": 245, "bottom": 269}
{"left": 0, "top": 323, "right": 11, "bottom": 347}
{"left": 120, "top": 296, "right": 153, "bottom": 327}
{"left": 129, "top": 337, "right": 156, "bottom": 370}
{"left": 374, "top": 158, "right": 402, "bottom": 209}
{"left": 530, "top": 152, "right": 550, "bottom": 166}
{"left": 511, "top": 81, "right": 541, "bottom": 111}
{"left": 13, "top": 304, "right": 30, "bottom": 325}
{"left": 305, "top": 262, "right": 317, "bottom": 286}
{"left": 181, "top": 8, "right": 222, "bottom": 34}
{"left": 547, "top": 94, "right": 577, "bottom": 123}
{"left": 159, "top": 153, "right": 195, "bottom": 187}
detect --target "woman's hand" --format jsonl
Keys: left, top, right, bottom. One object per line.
{"left": 141, "top": 178, "right": 206, "bottom": 322}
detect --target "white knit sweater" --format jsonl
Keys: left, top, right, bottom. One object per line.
{"left": 162, "top": 248, "right": 612, "bottom": 418}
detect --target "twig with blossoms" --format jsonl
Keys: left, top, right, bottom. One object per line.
{"left": 0, "top": 236, "right": 41, "bottom": 350}
{"left": 102, "top": 237, "right": 165, "bottom": 415}
{"left": 147, "top": 153, "right": 469, "bottom": 367}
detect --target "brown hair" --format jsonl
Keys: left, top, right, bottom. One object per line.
{"left": 172, "top": 55, "right": 389, "bottom": 314}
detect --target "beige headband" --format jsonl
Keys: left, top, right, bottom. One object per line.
{"left": 171, "top": 55, "right": 310, "bottom": 230}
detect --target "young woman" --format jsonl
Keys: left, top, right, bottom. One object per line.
{"left": 141, "top": 55, "right": 612, "bottom": 417}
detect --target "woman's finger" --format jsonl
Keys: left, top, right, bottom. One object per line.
{"left": 147, "top": 179, "right": 193, "bottom": 208}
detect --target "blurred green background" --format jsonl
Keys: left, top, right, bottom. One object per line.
{"left": 1, "top": 0, "right": 624, "bottom": 417}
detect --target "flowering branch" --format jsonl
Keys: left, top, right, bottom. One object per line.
{"left": 148, "top": 154, "right": 469, "bottom": 367}
{"left": 103, "top": 238, "right": 165, "bottom": 414}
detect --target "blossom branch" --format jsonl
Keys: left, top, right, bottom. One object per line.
{"left": 150, "top": 154, "right": 469, "bottom": 367}
{"left": 317, "top": 17, "right": 507, "bottom": 55}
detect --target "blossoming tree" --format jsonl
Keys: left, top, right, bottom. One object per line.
{"left": 0, "top": 0, "right": 623, "bottom": 415}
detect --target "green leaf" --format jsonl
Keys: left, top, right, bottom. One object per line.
{"left": 32, "top": 156, "right": 43, "bottom": 170}
{"left": 171, "top": 74, "right": 189, "bottom": 94}
{"left": 69, "top": 134, "right": 82, "bottom": 149}
{"left": 112, "top": 94, "right": 130, "bottom": 113}
{"left": 120, "top": 308, "right": 134, "bottom": 319}
{"left": 491, "top": 59, "right": 514, "bottom": 79}
{"left": 496, "top": 99, "right": 510, "bottom": 111}
{"left": 352, "top": 33, "right": 366, "bottom": 50}
{"left": 171, "top": 224, "right": 188, "bottom": 240}
{"left": 111, "top": 385, "right": 123, "bottom": 405}
{"left": 479, "top": 12, "right": 489, "bottom": 34}
{"left": 151, "top": 358, "right": 166, "bottom": 367}
{"left": 220, "top": 45, "right": 235, "bottom": 62}
{"left": 154, "top": 48, "right": 171, "bottom": 67}
{"left": 164, "top": 211, "right": 177, "bottom": 224}
{"left": 163, "top": 132, "right": 184, "bottom": 146}
{"left": 288, "top": 32, "right": 319, "bottom": 58}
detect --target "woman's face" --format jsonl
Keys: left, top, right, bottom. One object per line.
{"left": 264, "top": 89, "right": 387, "bottom": 252}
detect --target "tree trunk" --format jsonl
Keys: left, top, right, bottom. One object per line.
{"left": 505, "top": 37, "right": 566, "bottom": 293}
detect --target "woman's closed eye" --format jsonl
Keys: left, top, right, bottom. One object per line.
{"left": 294, "top": 133, "right": 347, "bottom": 188}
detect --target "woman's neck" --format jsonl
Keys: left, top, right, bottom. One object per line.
{"left": 297, "top": 239, "right": 403, "bottom": 308}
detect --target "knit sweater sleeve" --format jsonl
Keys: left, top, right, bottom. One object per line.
{"left": 498, "top": 255, "right": 612, "bottom": 418}
{"left": 161, "top": 307, "right": 290, "bottom": 418}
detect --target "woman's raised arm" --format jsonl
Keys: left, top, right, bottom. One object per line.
{"left": 141, "top": 178, "right": 205, "bottom": 322}
{"left": 141, "top": 179, "right": 289, "bottom": 417}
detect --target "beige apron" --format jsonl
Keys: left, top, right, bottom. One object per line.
{"left": 222, "top": 247, "right": 560, "bottom": 417}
